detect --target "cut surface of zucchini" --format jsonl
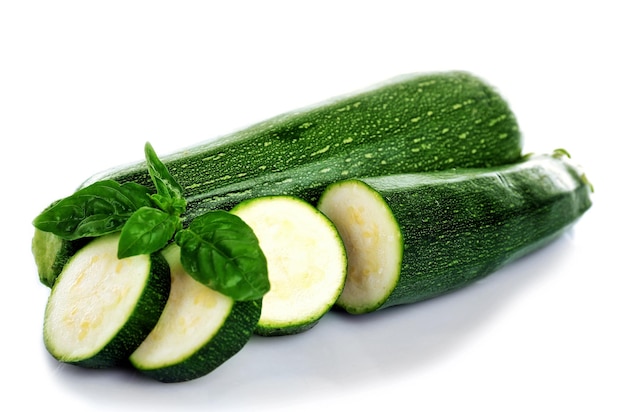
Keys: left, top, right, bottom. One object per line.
{"left": 43, "top": 233, "right": 170, "bottom": 368}
{"left": 32, "top": 229, "right": 89, "bottom": 288}
{"left": 130, "top": 245, "right": 261, "bottom": 383}
{"left": 232, "top": 196, "right": 347, "bottom": 336}
{"left": 317, "top": 181, "right": 403, "bottom": 314}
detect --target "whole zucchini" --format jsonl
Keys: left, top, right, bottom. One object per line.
{"left": 33, "top": 71, "right": 523, "bottom": 286}
{"left": 87, "top": 71, "right": 521, "bottom": 213}
{"left": 317, "top": 151, "right": 593, "bottom": 314}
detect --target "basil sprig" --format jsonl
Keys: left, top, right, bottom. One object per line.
{"left": 117, "top": 143, "right": 186, "bottom": 258}
{"left": 32, "top": 142, "right": 269, "bottom": 301}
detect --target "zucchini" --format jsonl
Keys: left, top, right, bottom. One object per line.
{"left": 231, "top": 196, "right": 346, "bottom": 336}
{"left": 89, "top": 71, "right": 522, "bottom": 211}
{"left": 34, "top": 71, "right": 523, "bottom": 286}
{"left": 317, "top": 151, "right": 593, "bottom": 314}
{"left": 43, "top": 233, "right": 170, "bottom": 368}
{"left": 129, "top": 245, "right": 262, "bottom": 383}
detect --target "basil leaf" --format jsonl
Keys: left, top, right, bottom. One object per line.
{"left": 33, "top": 181, "right": 153, "bottom": 240}
{"left": 144, "top": 142, "right": 186, "bottom": 214}
{"left": 175, "top": 211, "right": 269, "bottom": 301}
{"left": 118, "top": 206, "right": 180, "bottom": 259}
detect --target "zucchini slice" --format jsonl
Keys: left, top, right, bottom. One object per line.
{"left": 317, "top": 182, "right": 403, "bottom": 314}
{"left": 43, "top": 233, "right": 170, "bottom": 368}
{"left": 129, "top": 245, "right": 262, "bottom": 383}
{"left": 231, "top": 196, "right": 347, "bottom": 336}
{"left": 318, "top": 153, "right": 593, "bottom": 314}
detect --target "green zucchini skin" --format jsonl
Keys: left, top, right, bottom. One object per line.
{"left": 323, "top": 152, "right": 592, "bottom": 313}
{"left": 86, "top": 71, "right": 522, "bottom": 214}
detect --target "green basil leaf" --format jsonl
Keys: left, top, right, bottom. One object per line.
{"left": 144, "top": 142, "right": 186, "bottom": 214}
{"left": 118, "top": 206, "right": 180, "bottom": 259}
{"left": 175, "top": 211, "right": 269, "bottom": 301}
{"left": 33, "top": 181, "right": 153, "bottom": 240}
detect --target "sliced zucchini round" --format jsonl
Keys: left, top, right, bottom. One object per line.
{"left": 129, "top": 245, "right": 262, "bottom": 383}
{"left": 317, "top": 180, "right": 403, "bottom": 314}
{"left": 231, "top": 196, "right": 347, "bottom": 336}
{"left": 43, "top": 233, "right": 170, "bottom": 368}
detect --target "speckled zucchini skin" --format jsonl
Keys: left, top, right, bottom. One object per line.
{"left": 85, "top": 71, "right": 522, "bottom": 216}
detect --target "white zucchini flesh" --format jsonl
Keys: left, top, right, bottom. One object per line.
{"left": 43, "top": 233, "right": 168, "bottom": 366}
{"left": 317, "top": 180, "right": 403, "bottom": 314}
{"left": 129, "top": 245, "right": 261, "bottom": 383}
{"left": 231, "top": 196, "right": 347, "bottom": 335}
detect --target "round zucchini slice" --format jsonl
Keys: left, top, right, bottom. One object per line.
{"left": 129, "top": 245, "right": 262, "bottom": 383}
{"left": 43, "top": 233, "right": 170, "bottom": 368}
{"left": 231, "top": 196, "right": 347, "bottom": 336}
{"left": 317, "top": 180, "right": 403, "bottom": 314}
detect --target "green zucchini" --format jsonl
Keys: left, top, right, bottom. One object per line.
{"left": 129, "top": 245, "right": 262, "bottom": 383}
{"left": 34, "top": 71, "right": 523, "bottom": 286}
{"left": 43, "top": 233, "right": 170, "bottom": 368}
{"left": 317, "top": 151, "right": 593, "bottom": 314}
{"left": 231, "top": 196, "right": 346, "bottom": 336}
{"left": 89, "top": 71, "right": 521, "bottom": 211}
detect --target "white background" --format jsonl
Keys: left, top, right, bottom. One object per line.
{"left": 1, "top": 1, "right": 624, "bottom": 411}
